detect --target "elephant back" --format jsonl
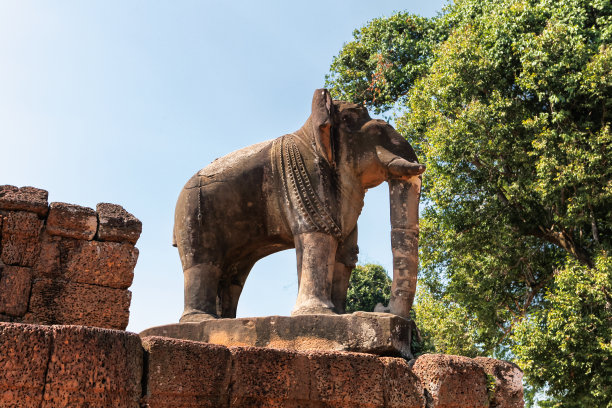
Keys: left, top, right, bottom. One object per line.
{"left": 188, "top": 139, "right": 274, "bottom": 187}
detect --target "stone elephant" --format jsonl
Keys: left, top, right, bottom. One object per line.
{"left": 173, "top": 89, "right": 424, "bottom": 322}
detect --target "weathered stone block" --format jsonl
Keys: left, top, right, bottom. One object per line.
{"left": 41, "top": 325, "right": 142, "bottom": 407}
{"left": 475, "top": 357, "right": 524, "bottom": 408}
{"left": 381, "top": 357, "right": 426, "bottom": 408}
{"left": 96, "top": 203, "right": 142, "bottom": 245}
{"left": 33, "top": 235, "right": 137, "bottom": 287}
{"left": 26, "top": 279, "right": 131, "bottom": 330}
{"left": 63, "top": 240, "right": 138, "bottom": 289}
{"left": 0, "top": 323, "right": 52, "bottom": 408}
{"left": 413, "top": 354, "right": 489, "bottom": 408}
{"left": 140, "top": 312, "right": 418, "bottom": 358}
{"left": 32, "top": 233, "right": 61, "bottom": 278}
{"left": 229, "top": 346, "right": 311, "bottom": 407}
{"left": 307, "top": 350, "right": 386, "bottom": 407}
{"left": 142, "top": 336, "right": 231, "bottom": 407}
{"left": 1, "top": 211, "right": 43, "bottom": 267}
{"left": 46, "top": 202, "right": 97, "bottom": 240}
{"left": 0, "top": 185, "right": 48, "bottom": 217}
{"left": 0, "top": 266, "right": 32, "bottom": 317}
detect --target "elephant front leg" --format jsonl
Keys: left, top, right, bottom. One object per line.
{"left": 292, "top": 232, "right": 338, "bottom": 316}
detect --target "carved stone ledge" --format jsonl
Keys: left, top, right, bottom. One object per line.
{"left": 140, "top": 311, "right": 419, "bottom": 359}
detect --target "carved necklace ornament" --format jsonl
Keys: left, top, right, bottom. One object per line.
{"left": 272, "top": 134, "right": 342, "bottom": 239}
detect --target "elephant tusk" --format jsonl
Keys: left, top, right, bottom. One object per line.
{"left": 376, "top": 146, "right": 425, "bottom": 179}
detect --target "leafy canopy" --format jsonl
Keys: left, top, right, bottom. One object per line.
{"left": 514, "top": 254, "right": 612, "bottom": 407}
{"left": 326, "top": 12, "right": 447, "bottom": 115}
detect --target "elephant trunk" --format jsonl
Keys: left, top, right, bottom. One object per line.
{"left": 387, "top": 177, "right": 421, "bottom": 318}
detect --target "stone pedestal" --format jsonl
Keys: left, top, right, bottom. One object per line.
{"left": 140, "top": 311, "right": 419, "bottom": 359}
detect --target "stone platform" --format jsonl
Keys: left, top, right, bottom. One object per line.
{"left": 139, "top": 311, "right": 419, "bottom": 359}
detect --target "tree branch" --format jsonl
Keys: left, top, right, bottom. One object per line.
{"left": 530, "top": 227, "right": 594, "bottom": 267}
{"left": 589, "top": 203, "right": 600, "bottom": 245}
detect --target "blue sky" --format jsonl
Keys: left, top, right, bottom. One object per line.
{"left": 0, "top": 1, "right": 446, "bottom": 332}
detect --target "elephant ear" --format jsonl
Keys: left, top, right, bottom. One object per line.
{"left": 310, "top": 89, "right": 335, "bottom": 166}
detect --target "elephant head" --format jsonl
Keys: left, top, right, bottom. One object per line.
{"left": 288, "top": 89, "right": 425, "bottom": 318}
{"left": 329, "top": 95, "right": 424, "bottom": 318}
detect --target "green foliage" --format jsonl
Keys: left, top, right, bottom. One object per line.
{"left": 328, "top": 0, "right": 611, "bottom": 404}
{"left": 403, "top": 0, "right": 611, "bottom": 360}
{"left": 346, "top": 264, "right": 391, "bottom": 313}
{"left": 325, "top": 12, "right": 446, "bottom": 114}
{"left": 514, "top": 252, "right": 612, "bottom": 407}
{"left": 413, "top": 285, "right": 482, "bottom": 357}
{"left": 486, "top": 373, "right": 498, "bottom": 404}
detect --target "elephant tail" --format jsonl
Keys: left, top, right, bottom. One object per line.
{"left": 172, "top": 226, "right": 177, "bottom": 247}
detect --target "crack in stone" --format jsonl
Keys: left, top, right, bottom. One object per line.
{"left": 38, "top": 328, "right": 54, "bottom": 408}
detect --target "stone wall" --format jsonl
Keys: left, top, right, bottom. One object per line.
{"left": 0, "top": 185, "right": 141, "bottom": 330}
{"left": 0, "top": 322, "right": 524, "bottom": 408}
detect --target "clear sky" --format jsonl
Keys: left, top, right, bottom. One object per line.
{"left": 0, "top": 1, "right": 446, "bottom": 333}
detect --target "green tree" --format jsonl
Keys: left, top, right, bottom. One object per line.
{"left": 327, "top": 0, "right": 611, "bottom": 405}
{"left": 325, "top": 12, "right": 446, "bottom": 115}
{"left": 514, "top": 253, "right": 612, "bottom": 407}
{"left": 346, "top": 264, "right": 391, "bottom": 313}
{"left": 412, "top": 286, "right": 481, "bottom": 358}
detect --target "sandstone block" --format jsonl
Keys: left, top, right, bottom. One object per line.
{"left": 142, "top": 336, "right": 231, "bottom": 407}
{"left": 0, "top": 266, "right": 32, "bottom": 317}
{"left": 63, "top": 239, "right": 138, "bottom": 289}
{"left": 307, "top": 350, "right": 386, "bottom": 407}
{"left": 1, "top": 211, "right": 43, "bottom": 267}
{"left": 475, "top": 357, "right": 524, "bottom": 408}
{"left": 229, "top": 346, "right": 311, "bottom": 407}
{"left": 381, "top": 357, "right": 426, "bottom": 408}
{"left": 413, "top": 354, "right": 489, "bottom": 408}
{"left": 26, "top": 279, "right": 131, "bottom": 330}
{"left": 140, "top": 312, "right": 418, "bottom": 358}
{"left": 96, "top": 203, "right": 142, "bottom": 245}
{"left": 0, "top": 323, "right": 52, "bottom": 408}
{"left": 42, "top": 325, "right": 142, "bottom": 407}
{"left": 46, "top": 202, "right": 97, "bottom": 240}
{"left": 32, "top": 233, "right": 61, "bottom": 278}
{"left": 0, "top": 185, "right": 48, "bottom": 217}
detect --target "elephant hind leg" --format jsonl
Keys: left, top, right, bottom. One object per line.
{"left": 217, "top": 261, "right": 253, "bottom": 318}
{"left": 180, "top": 262, "right": 223, "bottom": 322}
{"left": 331, "top": 263, "right": 352, "bottom": 314}
{"left": 332, "top": 226, "right": 358, "bottom": 314}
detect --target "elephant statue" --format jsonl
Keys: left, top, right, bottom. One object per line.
{"left": 173, "top": 89, "right": 425, "bottom": 322}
